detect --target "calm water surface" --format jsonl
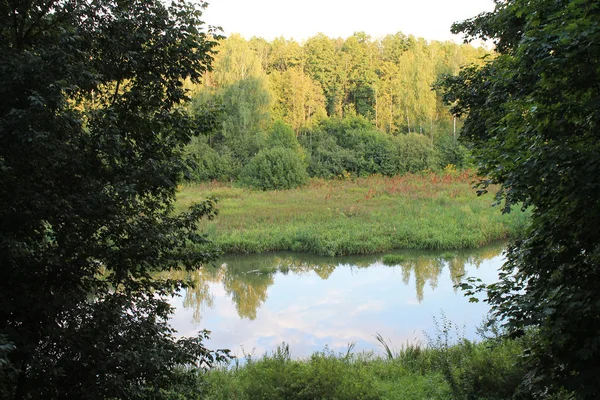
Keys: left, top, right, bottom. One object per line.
{"left": 169, "top": 243, "right": 505, "bottom": 358}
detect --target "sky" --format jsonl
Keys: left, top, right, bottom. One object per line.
{"left": 201, "top": 0, "right": 496, "bottom": 43}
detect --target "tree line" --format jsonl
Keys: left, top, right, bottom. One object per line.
{"left": 184, "top": 33, "right": 488, "bottom": 189}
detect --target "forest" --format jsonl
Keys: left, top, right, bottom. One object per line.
{"left": 184, "top": 33, "right": 488, "bottom": 188}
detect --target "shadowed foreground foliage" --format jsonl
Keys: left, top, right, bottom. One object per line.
{"left": 440, "top": 0, "right": 600, "bottom": 398}
{"left": 0, "top": 0, "right": 231, "bottom": 399}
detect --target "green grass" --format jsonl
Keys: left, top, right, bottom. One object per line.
{"left": 177, "top": 171, "right": 530, "bottom": 256}
{"left": 196, "top": 330, "right": 530, "bottom": 400}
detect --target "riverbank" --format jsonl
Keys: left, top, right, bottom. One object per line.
{"left": 195, "top": 330, "right": 528, "bottom": 400}
{"left": 176, "top": 172, "right": 529, "bottom": 256}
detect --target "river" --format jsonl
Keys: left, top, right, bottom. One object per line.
{"left": 168, "top": 242, "right": 504, "bottom": 359}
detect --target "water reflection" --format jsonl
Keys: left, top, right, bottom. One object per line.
{"left": 172, "top": 242, "right": 504, "bottom": 324}
{"left": 168, "top": 243, "right": 505, "bottom": 358}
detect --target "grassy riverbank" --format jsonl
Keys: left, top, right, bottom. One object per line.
{"left": 198, "top": 329, "right": 529, "bottom": 400}
{"left": 176, "top": 171, "right": 529, "bottom": 256}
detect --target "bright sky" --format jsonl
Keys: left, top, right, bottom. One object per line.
{"left": 202, "top": 0, "right": 496, "bottom": 43}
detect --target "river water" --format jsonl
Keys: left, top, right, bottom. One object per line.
{"left": 168, "top": 242, "right": 504, "bottom": 359}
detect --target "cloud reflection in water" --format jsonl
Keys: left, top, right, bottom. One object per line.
{"left": 168, "top": 243, "right": 505, "bottom": 358}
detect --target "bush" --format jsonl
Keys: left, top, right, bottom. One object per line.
{"left": 343, "top": 128, "right": 398, "bottom": 176}
{"left": 426, "top": 316, "right": 529, "bottom": 400}
{"left": 394, "top": 133, "right": 440, "bottom": 174}
{"left": 267, "top": 120, "right": 303, "bottom": 154}
{"left": 184, "top": 136, "right": 235, "bottom": 182}
{"left": 240, "top": 147, "right": 308, "bottom": 190}
{"left": 435, "top": 134, "right": 470, "bottom": 170}
{"left": 299, "top": 117, "right": 398, "bottom": 178}
{"left": 299, "top": 129, "right": 360, "bottom": 178}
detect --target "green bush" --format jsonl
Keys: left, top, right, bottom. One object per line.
{"left": 299, "top": 129, "right": 360, "bottom": 178}
{"left": 426, "top": 317, "right": 529, "bottom": 400}
{"left": 435, "top": 133, "right": 470, "bottom": 169}
{"left": 184, "top": 136, "right": 235, "bottom": 182}
{"left": 343, "top": 128, "right": 398, "bottom": 176}
{"left": 267, "top": 120, "right": 303, "bottom": 153}
{"left": 394, "top": 133, "right": 440, "bottom": 173}
{"left": 299, "top": 117, "right": 399, "bottom": 178}
{"left": 240, "top": 147, "right": 308, "bottom": 190}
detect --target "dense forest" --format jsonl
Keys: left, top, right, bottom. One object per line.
{"left": 184, "top": 33, "right": 488, "bottom": 188}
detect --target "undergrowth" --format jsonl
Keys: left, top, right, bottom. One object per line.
{"left": 196, "top": 317, "right": 536, "bottom": 400}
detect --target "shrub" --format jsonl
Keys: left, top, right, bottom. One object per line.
{"left": 299, "top": 117, "right": 398, "bottom": 178}
{"left": 299, "top": 129, "right": 360, "bottom": 178}
{"left": 435, "top": 133, "right": 470, "bottom": 170}
{"left": 184, "top": 136, "right": 235, "bottom": 182}
{"left": 426, "top": 316, "right": 528, "bottom": 400}
{"left": 267, "top": 120, "right": 303, "bottom": 153}
{"left": 394, "top": 133, "right": 440, "bottom": 174}
{"left": 343, "top": 128, "right": 398, "bottom": 176}
{"left": 240, "top": 147, "right": 308, "bottom": 190}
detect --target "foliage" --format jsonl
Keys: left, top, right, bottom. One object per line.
{"left": 441, "top": 0, "right": 600, "bottom": 397}
{"left": 434, "top": 133, "right": 471, "bottom": 170}
{"left": 0, "top": 0, "right": 231, "bottom": 398}
{"left": 184, "top": 30, "right": 484, "bottom": 184}
{"left": 298, "top": 127, "right": 358, "bottom": 178}
{"left": 187, "top": 32, "right": 487, "bottom": 172}
{"left": 425, "top": 316, "right": 528, "bottom": 400}
{"left": 300, "top": 117, "right": 399, "bottom": 177}
{"left": 269, "top": 67, "right": 327, "bottom": 132}
{"left": 266, "top": 120, "right": 305, "bottom": 157}
{"left": 184, "top": 136, "right": 235, "bottom": 182}
{"left": 199, "top": 329, "right": 530, "bottom": 400}
{"left": 240, "top": 147, "right": 309, "bottom": 190}
{"left": 394, "top": 132, "right": 440, "bottom": 174}
{"left": 218, "top": 77, "right": 272, "bottom": 165}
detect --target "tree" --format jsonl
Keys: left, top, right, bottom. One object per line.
{"left": 441, "top": 0, "right": 600, "bottom": 397}
{"left": 219, "top": 76, "right": 272, "bottom": 166}
{"left": 190, "top": 35, "right": 272, "bottom": 174}
{"left": 267, "top": 36, "right": 304, "bottom": 73}
{"left": 304, "top": 34, "right": 345, "bottom": 117}
{"left": 269, "top": 67, "right": 327, "bottom": 131}
{"left": 211, "top": 34, "right": 265, "bottom": 86}
{"left": 0, "top": 0, "right": 230, "bottom": 398}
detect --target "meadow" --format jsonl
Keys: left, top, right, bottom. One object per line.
{"left": 176, "top": 171, "right": 529, "bottom": 256}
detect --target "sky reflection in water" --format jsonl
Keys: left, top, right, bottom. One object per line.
{"left": 168, "top": 243, "right": 504, "bottom": 358}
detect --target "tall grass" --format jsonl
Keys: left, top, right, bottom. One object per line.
{"left": 176, "top": 171, "right": 530, "bottom": 256}
{"left": 195, "top": 319, "right": 533, "bottom": 400}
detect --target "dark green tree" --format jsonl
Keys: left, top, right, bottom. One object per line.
{"left": 442, "top": 0, "right": 600, "bottom": 397}
{"left": 0, "top": 0, "right": 229, "bottom": 398}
